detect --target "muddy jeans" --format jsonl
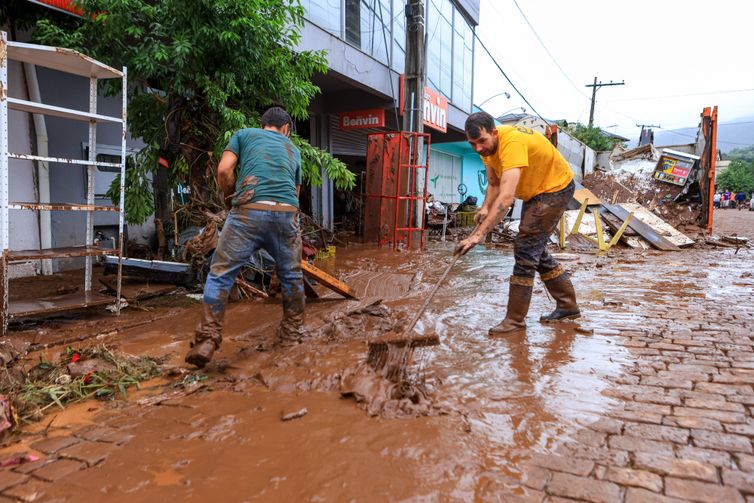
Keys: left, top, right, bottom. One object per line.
{"left": 195, "top": 206, "right": 305, "bottom": 345}
{"left": 512, "top": 181, "right": 575, "bottom": 286}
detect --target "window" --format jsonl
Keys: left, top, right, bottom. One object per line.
{"left": 302, "top": 0, "right": 342, "bottom": 36}
{"left": 426, "top": 0, "right": 473, "bottom": 111}
{"left": 391, "top": 0, "right": 405, "bottom": 72}
{"left": 345, "top": 0, "right": 391, "bottom": 65}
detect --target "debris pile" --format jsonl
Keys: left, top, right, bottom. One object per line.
{"left": 0, "top": 345, "right": 161, "bottom": 426}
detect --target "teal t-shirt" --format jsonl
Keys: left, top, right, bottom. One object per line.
{"left": 225, "top": 128, "right": 302, "bottom": 208}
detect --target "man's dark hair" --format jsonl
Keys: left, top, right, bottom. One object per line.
{"left": 261, "top": 107, "right": 292, "bottom": 129}
{"left": 465, "top": 111, "right": 496, "bottom": 138}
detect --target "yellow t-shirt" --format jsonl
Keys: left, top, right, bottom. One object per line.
{"left": 481, "top": 125, "right": 573, "bottom": 201}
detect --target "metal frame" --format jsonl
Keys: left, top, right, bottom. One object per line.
{"left": 0, "top": 31, "right": 127, "bottom": 332}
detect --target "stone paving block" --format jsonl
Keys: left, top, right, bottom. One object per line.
{"left": 58, "top": 440, "right": 119, "bottom": 467}
{"left": 73, "top": 426, "right": 134, "bottom": 445}
{"left": 608, "top": 409, "right": 663, "bottom": 425}
{"left": 725, "top": 423, "right": 754, "bottom": 437}
{"left": 665, "top": 476, "right": 745, "bottom": 502}
{"left": 545, "top": 472, "right": 621, "bottom": 503}
{"left": 623, "top": 423, "right": 689, "bottom": 444}
{"left": 737, "top": 453, "right": 754, "bottom": 473}
{"left": 686, "top": 397, "right": 746, "bottom": 412}
{"left": 723, "top": 468, "right": 754, "bottom": 493}
{"left": 572, "top": 429, "right": 607, "bottom": 448}
{"left": 692, "top": 429, "right": 753, "bottom": 453}
{"left": 675, "top": 445, "right": 733, "bottom": 468}
{"left": 641, "top": 376, "right": 694, "bottom": 390}
{"left": 730, "top": 395, "right": 754, "bottom": 406}
{"left": 624, "top": 487, "right": 687, "bottom": 503}
{"left": 521, "top": 466, "right": 551, "bottom": 491}
{"left": 527, "top": 454, "right": 594, "bottom": 477}
{"left": 30, "top": 436, "right": 81, "bottom": 455}
{"left": 632, "top": 452, "right": 718, "bottom": 482}
{"left": 0, "top": 470, "right": 28, "bottom": 492}
{"left": 11, "top": 460, "right": 47, "bottom": 475}
{"left": 2, "top": 479, "right": 51, "bottom": 502}
{"left": 663, "top": 415, "right": 723, "bottom": 432}
{"left": 624, "top": 402, "right": 672, "bottom": 416}
{"left": 633, "top": 392, "right": 682, "bottom": 407}
{"left": 608, "top": 435, "right": 675, "bottom": 456}
{"left": 585, "top": 418, "right": 624, "bottom": 435}
{"left": 32, "top": 459, "right": 85, "bottom": 482}
{"left": 714, "top": 374, "right": 754, "bottom": 385}
{"left": 556, "top": 444, "right": 630, "bottom": 467}
{"left": 603, "top": 467, "right": 662, "bottom": 492}
{"left": 673, "top": 406, "right": 747, "bottom": 424}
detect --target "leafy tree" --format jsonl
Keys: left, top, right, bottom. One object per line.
{"left": 14, "top": 0, "right": 354, "bottom": 225}
{"left": 726, "top": 145, "right": 754, "bottom": 164}
{"left": 717, "top": 159, "right": 754, "bottom": 196}
{"left": 562, "top": 122, "right": 624, "bottom": 152}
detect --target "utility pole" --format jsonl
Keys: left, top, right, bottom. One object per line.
{"left": 585, "top": 77, "right": 624, "bottom": 127}
{"left": 403, "top": 0, "right": 425, "bottom": 133}
{"left": 636, "top": 123, "right": 661, "bottom": 146}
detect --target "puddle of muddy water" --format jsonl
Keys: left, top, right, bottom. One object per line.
{"left": 16, "top": 243, "right": 749, "bottom": 501}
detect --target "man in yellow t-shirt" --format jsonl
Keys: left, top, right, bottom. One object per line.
{"left": 455, "top": 111, "right": 580, "bottom": 334}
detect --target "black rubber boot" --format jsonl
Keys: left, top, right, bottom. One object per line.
{"left": 185, "top": 304, "right": 224, "bottom": 368}
{"left": 540, "top": 274, "right": 580, "bottom": 322}
{"left": 489, "top": 282, "right": 533, "bottom": 335}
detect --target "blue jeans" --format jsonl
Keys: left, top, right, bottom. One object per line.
{"left": 195, "top": 207, "right": 305, "bottom": 345}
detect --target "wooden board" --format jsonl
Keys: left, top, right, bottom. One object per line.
{"left": 300, "top": 261, "right": 359, "bottom": 299}
{"left": 619, "top": 203, "right": 695, "bottom": 247}
{"left": 600, "top": 203, "right": 680, "bottom": 251}
{"left": 573, "top": 187, "right": 601, "bottom": 206}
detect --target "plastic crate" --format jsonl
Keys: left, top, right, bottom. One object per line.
{"left": 455, "top": 211, "right": 477, "bottom": 227}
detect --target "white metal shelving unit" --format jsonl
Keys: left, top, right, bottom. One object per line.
{"left": 0, "top": 32, "right": 127, "bottom": 332}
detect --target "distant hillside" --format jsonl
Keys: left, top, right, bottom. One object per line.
{"left": 652, "top": 116, "right": 754, "bottom": 153}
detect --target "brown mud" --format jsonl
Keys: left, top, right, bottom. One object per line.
{"left": 1, "top": 241, "right": 753, "bottom": 501}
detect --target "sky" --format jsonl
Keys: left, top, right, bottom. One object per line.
{"left": 473, "top": 0, "right": 754, "bottom": 144}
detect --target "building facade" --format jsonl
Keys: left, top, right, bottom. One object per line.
{"left": 296, "top": 0, "right": 481, "bottom": 229}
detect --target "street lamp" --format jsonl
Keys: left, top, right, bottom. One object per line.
{"left": 477, "top": 91, "right": 511, "bottom": 110}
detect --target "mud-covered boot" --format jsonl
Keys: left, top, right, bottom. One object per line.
{"left": 540, "top": 273, "right": 580, "bottom": 322}
{"left": 489, "top": 281, "right": 533, "bottom": 335}
{"left": 275, "top": 308, "right": 305, "bottom": 347}
{"left": 185, "top": 304, "right": 224, "bottom": 368}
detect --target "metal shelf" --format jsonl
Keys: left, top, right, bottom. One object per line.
{"left": 8, "top": 246, "right": 117, "bottom": 262}
{"left": 9, "top": 291, "right": 116, "bottom": 319}
{"left": 7, "top": 98, "right": 122, "bottom": 124}
{"left": 1, "top": 31, "right": 128, "bottom": 332}
{"left": 7, "top": 40, "right": 123, "bottom": 80}
{"left": 8, "top": 153, "right": 121, "bottom": 168}
{"left": 9, "top": 202, "right": 120, "bottom": 212}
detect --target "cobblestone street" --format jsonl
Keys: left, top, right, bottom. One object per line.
{"left": 0, "top": 221, "right": 752, "bottom": 501}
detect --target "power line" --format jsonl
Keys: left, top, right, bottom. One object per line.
{"left": 509, "top": 0, "right": 590, "bottom": 100}
{"left": 612, "top": 88, "right": 754, "bottom": 102}
{"left": 474, "top": 31, "right": 549, "bottom": 124}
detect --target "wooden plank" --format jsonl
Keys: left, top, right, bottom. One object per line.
{"left": 601, "top": 203, "right": 680, "bottom": 251}
{"left": 620, "top": 203, "right": 695, "bottom": 247}
{"left": 300, "top": 261, "right": 359, "bottom": 299}
{"left": 573, "top": 187, "right": 601, "bottom": 206}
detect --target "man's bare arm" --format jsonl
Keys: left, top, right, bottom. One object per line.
{"left": 455, "top": 167, "right": 521, "bottom": 256}
{"left": 475, "top": 165, "right": 500, "bottom": 224}
{"left": 217, "top": 151, "right": 239, "bottom": 210}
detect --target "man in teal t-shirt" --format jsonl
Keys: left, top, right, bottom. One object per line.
{"left": 186, "top": 107, "right": 306, "bottom": 369}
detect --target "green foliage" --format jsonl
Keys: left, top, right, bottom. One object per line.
{"left": 294, "top": 136, "right": 355, "bottom": 190}
{"left": 106, "top": 152, "right": 155, "bottom": 225}
{"left": 717, "top": 159, "right": 754, "bottom": 196}
{"left": 726, "top": 145, "right": 754, "bottom": 164}
{"left": 562, "top": 123, "right": 624, "bottom": 152}
{"left": 32, "top": 0, "right": 354, "bottom": 222}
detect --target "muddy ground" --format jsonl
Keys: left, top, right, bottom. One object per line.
{"left": 0, "top": 214, "right": 753, "bottom": 501}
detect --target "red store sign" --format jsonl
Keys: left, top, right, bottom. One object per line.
{"left": 399, "top": 75, "right": 448, "bottom": 133}
{"left": 339, "top": 108, "right": 386, "bottom": 130}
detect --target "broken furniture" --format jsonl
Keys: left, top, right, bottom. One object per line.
{"left": 0, "top": 33, "right": 127, "bottom": 331}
